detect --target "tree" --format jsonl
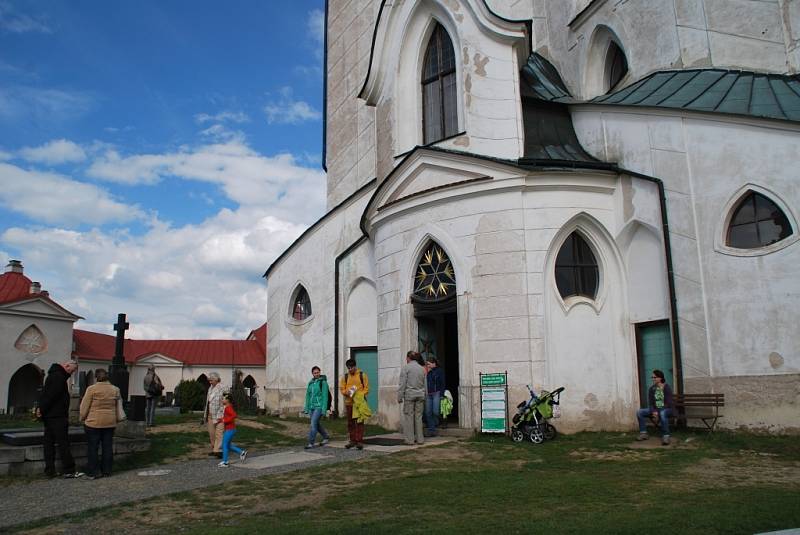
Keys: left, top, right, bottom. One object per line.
{"left": 174, "top": 379, "right": 205, "bottom": 413}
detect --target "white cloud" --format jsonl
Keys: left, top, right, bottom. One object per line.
{"left": 308, "top": 9, "right": 324, "bottom": 46}
{"left": 264, "top": 87, "right": 321, "bottom": 124}
{"left": 1, "top": 139, "right": 327, "bottom": 338}
{"left": 198, "top": 124, "right": 244, "bottom": 143}
{"left": 19, "top": 139, "right": 87, "bottom": 165}
{"left": 0, "top": 86, "right": 92, "bottom": 122}
{"left": 0, "top": 2, "right": 51, "bottom": 34}
{"left": 0, "top": 163, "right": 141, "bottom": 225}
{"left": 194, "top": 111, "right": 250, "bottom": 124}
{"left": 87, "top": 139, "right": 326, "bottom": 223}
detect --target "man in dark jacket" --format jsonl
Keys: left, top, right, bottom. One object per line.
{"left": 424, "top": 357, "right": 446, "bottom": 437}
{"left": 37, "top": 360, "right": 82, "bottom": 478}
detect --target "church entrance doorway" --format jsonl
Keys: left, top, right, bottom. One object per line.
{"left": 416, "top": 308, "right": 460, "bottom": 425}
{"left": 412, "top": 241, "right": 460, "bottom": 427}
{"left": 635, "top": 320, "right": 675, "bottom": 406}
{"left": 8, "top": 364, "right": 43, "bottom": 415}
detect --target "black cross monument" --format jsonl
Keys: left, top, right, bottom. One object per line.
{"left": 109, "top": 313, "right": 130, "bottom": 403}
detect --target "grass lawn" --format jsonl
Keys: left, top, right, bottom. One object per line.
{"left": 13, "top": 429, "right": 800, "bottom": 534}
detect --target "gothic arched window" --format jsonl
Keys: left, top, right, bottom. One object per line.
{"left": 413, "top": 242, "right": 456, "bottom": 301}
{"left": 555, "top": 232, "right": 599, "bottom": 299}
{"left": 291, "top": 285, "right": 312, "bottom": 320}
{"left": 422, "top": 22, "right": 458, "bottom": 144}
{"left": 727, "top": 191, "right": 792, "bottom": 249}
{"left": 606, "top": 41, "right": 628, "bottom": 92}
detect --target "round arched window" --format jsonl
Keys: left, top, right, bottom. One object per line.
{"left": 290, "top": 285, "right": 312, "bottom": 320}
{"left": 413, "top": 242, "right": 456, "bottom": 301}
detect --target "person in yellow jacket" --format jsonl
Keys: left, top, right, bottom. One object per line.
{"left": 339, "top": 358, "right": 369, "bottom": 450}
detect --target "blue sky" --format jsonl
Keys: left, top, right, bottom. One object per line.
{"left": 0, "top": 1, "right": 327, "bottom": 339}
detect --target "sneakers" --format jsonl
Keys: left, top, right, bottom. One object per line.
{"left": 320, "top": 438, "right": 330, "bottom": 446}
{"left": 636, "top": 433, "right": 649, "bottom": 441}
{"left": 86, "top": 474, "right": 102, "bottom": 480}
{"left": 63, "top": 472, "right": 85, "bottom": 479}
{"left": 344, "top": 442, "right": 355, "bottom": 449}
{"left": 240, "top": 450, "right": 247, "bottom": 462}
{"left": 356, "top": 443, "right": 364, "bottom": 450}
{"left": 662, "top": 435, "right": 671, "bottom": 446}
{"left": 217, "top": 461, "right": 229, "bottom": 467}
{"left": 304, "top": 443, "right": 315, "bottom": 450}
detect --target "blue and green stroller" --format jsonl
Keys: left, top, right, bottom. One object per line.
{"left": 510, "top": 386, "right": 565, "bottom": 444}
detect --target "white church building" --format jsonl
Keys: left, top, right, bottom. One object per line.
{"left": 264, "top": 0, "right": 799, "bottom": 433}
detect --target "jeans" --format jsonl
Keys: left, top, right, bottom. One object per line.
{"left": 145, "top": 396, "right": 157, "bottom": 426}
{"left": 221, "top": 429, "right": 243, "bottom": 463}
{"left": 307, "top": 408, "right": 330, "bottom": 445}
{"left": 425, "top": 392, "right": 441, "bottom": 434}
{"left": 637, "top": 407, "right": 673, "bottom": 436}
{"left": 85, "top": 426, "right": 114, "bottom": 476}
{"left": 43, "top": 417, "right": 75, "bottom": 475}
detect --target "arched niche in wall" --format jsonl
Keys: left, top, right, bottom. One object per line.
{"left": 14, "top": 324, "right": 47, "bottom": 355}
{"left": 346, "top": 278, "right": 378, "bottom": 348}
{"left": 583, "top": 25, "right": 630, "bottom": 99}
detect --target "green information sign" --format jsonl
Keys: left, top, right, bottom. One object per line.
{"left": 480, "top": 375, "right": 508, "bottom": 433}
{"left": 480, "top": 373, "right": 507, "bottom": 386}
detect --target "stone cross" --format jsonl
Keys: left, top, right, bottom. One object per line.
{"left": 109, "top": 313, "right": 130, "bottom": 402}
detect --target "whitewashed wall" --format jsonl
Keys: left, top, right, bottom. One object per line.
{"left": 1, "top": 302, "right": 76, "bottom": 413}
{"left": 572, "top": 107, "right": 800, "bottom": 431}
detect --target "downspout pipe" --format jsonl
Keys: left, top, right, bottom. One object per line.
{"left": 333, "top": 234, "right": 368, "bottom": 417}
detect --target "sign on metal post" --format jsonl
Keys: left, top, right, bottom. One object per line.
{"left": 480, "top": 372, "right": 508, "bottom": 433}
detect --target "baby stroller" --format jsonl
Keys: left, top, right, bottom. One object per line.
{"left": 510, "top": 386, "right": 565, "bottom": 444}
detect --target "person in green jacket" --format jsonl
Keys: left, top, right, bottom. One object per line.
{"left": 303, "top": 366, "right": 331, "bottom": 449}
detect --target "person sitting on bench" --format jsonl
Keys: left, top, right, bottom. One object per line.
{"left": 636, "top": 369, "right": 674, "bottom": 445}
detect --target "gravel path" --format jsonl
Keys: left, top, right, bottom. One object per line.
{"left": 0, "top": 445, "right": 383, "bottom": 529}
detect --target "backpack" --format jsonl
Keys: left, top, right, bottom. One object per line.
{"left": 147, "top": 379, "right": 163, "bottom": 396}
{"left": 343, "top": 371, "right": 364, "bottom": 389}
{"left": 319, "top": 381, "right": 333, "bottom": 411}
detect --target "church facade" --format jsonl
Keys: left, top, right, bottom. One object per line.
{"left": 264, "top": 0, "right": 800, "bottom": 433}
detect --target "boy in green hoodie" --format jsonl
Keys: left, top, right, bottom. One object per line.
{"left": 303, "top": 366, "right": 331, "bottom": 449}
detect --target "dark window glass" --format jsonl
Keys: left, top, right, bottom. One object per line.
{"left": 555, "top": 233, "right": 599, "bottom": 300}
{"left": 607, "top": 41, "right": 628, "bottom": 92}
{"left": 727, "top": 192, "right": 792, "bottom": 249}
{"left": 422, "top": 23, "right": 458, "bottom": 144}
{"left": 292, "top": 286, "right": 312, "bottom": 320}
{"left": 413, "top": 242, "right": 457, "bottom": 301}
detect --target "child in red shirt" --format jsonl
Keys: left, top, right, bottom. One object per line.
{"left": 218, "top": 394, "right": 247, "bottom": 467}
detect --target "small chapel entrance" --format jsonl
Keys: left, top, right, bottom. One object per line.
{"left": 7, "top": 364, "right": 43, "bottom": 415}
{"left": 635, "top": 320, "right": 675, "bottom": 406}
{"left": 412, "top": 241, "right": 460, "bottom": 425}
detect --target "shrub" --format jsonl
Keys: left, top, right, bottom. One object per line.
{"left": 174, "top": 380, "right": 206, "bottom": 413}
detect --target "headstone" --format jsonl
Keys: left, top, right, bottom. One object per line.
{"left": 109, "top": 313, "right": 130, "bottom": 402}
{"left": 165, "top": 391, "right": 174, "bottom": 406}
{"left": 129, "top": 395, "right": 146, "bottom": 421}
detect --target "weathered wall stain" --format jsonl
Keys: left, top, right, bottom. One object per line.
{"left": 473, "top": 53, "right": 489, "bottom": 76}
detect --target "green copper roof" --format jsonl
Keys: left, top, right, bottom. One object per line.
{"left": 592, "top": 69, "right": 800, "bottom": 123}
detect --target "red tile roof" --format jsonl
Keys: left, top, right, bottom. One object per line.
{"left": 0, "top": 271, "right": 34, "bottom": 303}
{"left": 73, "top": 327, "right": 267, "bottom": 367}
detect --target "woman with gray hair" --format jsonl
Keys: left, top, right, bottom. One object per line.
{"left": 203, "top": 372, "right": 224, "bottom": 458}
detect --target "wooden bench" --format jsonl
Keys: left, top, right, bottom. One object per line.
{"left": 674, "top": 393, "right": 724, "bottom": 432}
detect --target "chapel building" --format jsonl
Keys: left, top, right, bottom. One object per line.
{"left": 264, "top": 0, "right": 800, "bottom": 432}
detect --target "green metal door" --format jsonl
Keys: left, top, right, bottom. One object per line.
{"left": 637, "top": 322, "right": 674, "bottom": 407}
{"left": 351, "top": 347, "right": 378, "bottom": 412}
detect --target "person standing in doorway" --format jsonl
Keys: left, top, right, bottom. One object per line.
{"left": 303, "top": 366, "right": 331, "bottom": 449}
{"left": 339, "top": 358, "right": 369, "bottom": 450}
{"left": 80, "top": 369, "right": 123, "bottom": 479}
{"left": 425, "top": 357, "right": 446, "bottom": 437}
{"left": 398, "top": 351, "right": 426, "bottom": 445}
{"left": 636, "top": 369, "right": 675, "bottom": 445}
{"left": 143, "top": 364, "right": 163, "bottom": 427}
{"left": 203, "top": 372, "right": 224, "bottom": 458}
{"left": 37, "top": 360, "right": 83, "bottom": 478}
